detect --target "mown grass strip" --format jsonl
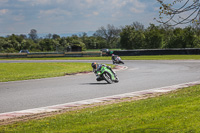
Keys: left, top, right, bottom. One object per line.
{"left": 1, "top": 55, "right": 200, "bottom": 60}
{"left": 1, "top": 85, "right": 200, "bottom": 132}
{"left": 0, "top": 62, "right": 92, "bottom": 82}
{"left": 0, "top": 62, "right": 115, "bottom": 82}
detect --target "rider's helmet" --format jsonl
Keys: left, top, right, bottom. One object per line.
{"left": 91, "top": 62, "right": 97, "bottom": 69}
{"left": 112, "top": 54, "right": 114, "bottom": 56}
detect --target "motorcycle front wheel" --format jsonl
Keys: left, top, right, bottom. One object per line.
{"left": 102, "top": 72, "right": 113, "bottom": 84}
{"left": 119, "top": 61, "right": 124, "bottom": 64}
{"left": 114, "top": 76, "right": 119, "bottom": 83}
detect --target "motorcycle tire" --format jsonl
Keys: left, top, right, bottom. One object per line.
{"left": 119, "top": 61, "right": 124, "bottom": 64}
{"left": 114, "top": 76, "right": 119, "bottom": 83}
{"left": 102, "top": 72, "right": 113, "bottom": 84}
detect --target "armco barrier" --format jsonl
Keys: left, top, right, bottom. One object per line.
{"left": 64, "top": 52, "right": 83, "bottom": 57}
{"left": 0, "top": 52, "right": 102, "bottom": 58}
{"left": 83, "top": 51, "right": 102, "bottom": 57}
{"left": 112, "top": 48, "right": 200, "bottom": 56}
{"left": 64, "top": 52, "right": 102, "bottom": 57}
{"left": 27, "top": 52, "right": 65, "bottom": 58}
{"left": 2, "top": 48, "right": 200, "bottom": 58}
{"left": 0, "top": 53, "right": 27, "bottom": 58}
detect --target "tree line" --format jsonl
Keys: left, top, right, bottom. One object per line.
{"left": 0, "top": 22, "right": 200, "bottom": 53}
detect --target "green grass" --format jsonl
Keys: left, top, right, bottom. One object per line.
{"left": 1, "top": 55, "right": 200, "bottom": 60}
{"left": 0, "top": 56, "right": 110, "bottom": 60}
{"left": 0, "top": 62, "right": 115, "bottom": 82}
{"left": 0, "top": 55, "right": 200, "bottom": 131}
{"left": 1, "top": 85, "right": 200, "bottom": 132}
{"left": 0, "top": 62, "right": 92, "bottom": 82}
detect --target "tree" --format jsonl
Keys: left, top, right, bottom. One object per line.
{"left": 52, "top": 34, "right": 60, "bottom": 40}
{"left": 79, "top": 32, "right": 87, "bottom": 45}
{"left": 156, "top": 0, "right": 200, "bottom": 26}
{"left": 183, "top": 26, "right": 196, "bottom": 48}
{"left": 120, "top": 26, "right": 134, "bottom": 49}
{"left": 39, "top": 39, "right": 54, "bottom": 51}
{"left": 45, "top": 33, "right": 52, "bottom": 39}
{"left": 144, "top": 24, "right": 164, "bottom": 49}
{"left": 132, "top": 21, "right": 145, "bottom": 31}
{"left": 0, "top": 37, "right": 7, "bottom": 52}
{"left": 167, "top": 28, "right": 185, "bottom": 48}
{"left": 28, "top": 29, "right": 38, "bottom": 42}
{"left": 120, "top": 25, "right": 145, "bottom": 49}
{"left": 94, "top": 24, "right": 121, "bottom": 48}
{"left": 57, "top": 38, "right": 69, "bottom": 51}
{"left": 19, "top": 34, "right": 27, "bottom": 39}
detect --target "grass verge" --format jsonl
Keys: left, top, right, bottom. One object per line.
{"left": 1, "top": 85, "right": 200, "bottom": 132}
{"left": 0, "top": 62, "right": 92, "bottom": 82}
{"left": 0, "top": 62, "right": 115, "bottom": 82}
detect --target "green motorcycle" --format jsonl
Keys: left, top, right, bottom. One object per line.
{"left": 96, "top": 65, "right": 119, "bottom": 84}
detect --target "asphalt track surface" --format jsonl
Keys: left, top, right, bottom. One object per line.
{"left": 0, "top": 60, "right": 200, "bottom": 114}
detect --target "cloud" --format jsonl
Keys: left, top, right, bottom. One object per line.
{"left": 39, "top": 9, "right": 71, "bottom": 17}
{"left": 93, "top": 11, "right": 99, "bottom": 16}
{"left": 55, "top": 0, "right": 65, "bottom": 4}
{"left": 85, "top": 0, "right": 93, "bottom": 3}
{"left": 129, "top": 0, "right": 146, "bottom": 13}
{"left": 132, "top": 0, "right": 146, "bottom": 8}
{"left": 18, "top": 0, "right": 30, "bottom": 2}
{"left": 111, "top": 0, "right": 127, "bottom": 8}
{"left": 0, "top": 0, "right": 160, "bottom": 36}
{"left": 0, "top": 9, "right": 9, "bottom": 15}
{"left": 154, "top": 7, "right": 160, "bottom": 11}
{"left": 13, "top": 15, "right": 25, "bottom": 21}
{"left": 0, "top": 0, "right": 8, "bottom": 4}
{"left": 130, "top": 7, "right": 143, "bottom": 13}
{"left": 30, "top": 0, "right": 51, "bottom": 6}
{"left": 85, "top": 11, "right": 99, "bottom": 17}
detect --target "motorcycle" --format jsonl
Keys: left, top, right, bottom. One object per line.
{"left": 112, "top": 55, "right": 124, "bottom": 64}
{"left": 96, "top": 65, "right": 119, "bottom": 84}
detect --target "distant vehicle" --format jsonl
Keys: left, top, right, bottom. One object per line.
{"left": 100, "top": 48, "right": 110, "bottom": 56}
{"left": 19, "top": 50, "right": 29, "bottom": 53}
{"left": 100, "top": 48, "right": 109, "bottom": 52}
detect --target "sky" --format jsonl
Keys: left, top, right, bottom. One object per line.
{"left": 0, "top": 0, "right": 169, "bottom": 37}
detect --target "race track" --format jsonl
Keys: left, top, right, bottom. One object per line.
{"left": 0, "top": 60, "right": 200, "bottom": 113}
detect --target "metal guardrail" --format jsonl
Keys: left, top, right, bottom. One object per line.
{"left": 1, "top": 48, "right": 200, "bottom": 58}
{"left": 0, "top": 51, "right": 102, "bottom": 58}
{"left": 0, "top": 53, "right": 27, "bottom": 58}
{"left": 112, "top": 48, "right": 200, "bottom": 56}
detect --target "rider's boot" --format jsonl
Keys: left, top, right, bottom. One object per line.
{"left": 96, "top": 76, "right": 103, "bottom": 81}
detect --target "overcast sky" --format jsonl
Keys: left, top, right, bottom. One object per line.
{"left": 0, "top": 0, "right": 163, "bottom": 36}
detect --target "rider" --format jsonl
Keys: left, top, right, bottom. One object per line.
{"left": 111, "top": 54, "right": 124, "bottom": 64}
{"left": 91, "top": 62, "right": 116, "bottom": 81}
{"left": 111, "top": 54, "right": 116, "bottom": 61}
